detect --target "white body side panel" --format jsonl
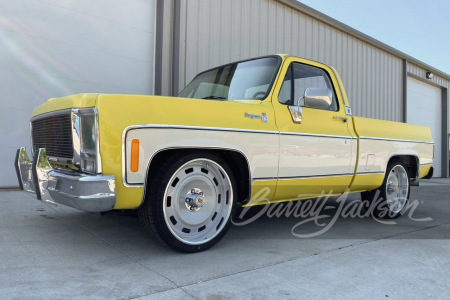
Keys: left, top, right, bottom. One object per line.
{"left": 124, "top": 126, "right": 279, "bottom": 185}
{"left": 357, "top": 138, "right": 434, "bottom": 174}
{"left": 124, "top": 127, "right": 433, "bottom": 188}
{"left": 278, "top": 134, "right": 356, "bottom": 178}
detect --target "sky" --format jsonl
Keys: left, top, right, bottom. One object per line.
{"left": 298, "top": 0, "right": 450, "bottom": 75}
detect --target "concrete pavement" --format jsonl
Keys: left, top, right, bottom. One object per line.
{"left": 1, "top": 179, "right": 449, "bottom": 299}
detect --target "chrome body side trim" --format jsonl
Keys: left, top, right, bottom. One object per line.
{"left": 359, "top": 136, "right": 434, "bottom": 145}
{"left": 277, "top": 173, "right": 354, "bottom": 180}
{"left": 355, "top": 171, "right": 385, "bottom": 175}
{"left": 252, "top": 177, "right": 277, "bottom": 182}
{"left": 124, "top": 124, "right": 279, "bottom": 135}
{"left": 15, "top": 147, "right": 116, "bottom": 212}
{"left": 253, "top": 173, "right": 354, "bottom": 181}
{"left": 280, "top": 132, "right": 355, "bottom": 139}
{"left": 123, "top": 124, "right": 356, "bottom": 152}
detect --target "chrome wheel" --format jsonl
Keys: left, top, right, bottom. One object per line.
{"left": 385, "top": 165, "right": 409, "bottom": 213}
{"left": 163, "top": 158, "right": 233, "bottom": 245}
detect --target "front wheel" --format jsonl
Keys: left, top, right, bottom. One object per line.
{"left": 138, "top": 153, "right": 236, "bottom": 252}
{"left": 361, "top": 159, "right": 410, "bottom": 219}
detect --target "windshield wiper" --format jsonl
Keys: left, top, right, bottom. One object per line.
{"left": 201, "top": 96, "right": 227, "bottom": 100}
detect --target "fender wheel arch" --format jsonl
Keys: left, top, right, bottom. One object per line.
{"left": 142, "top": 148, "right": 251, "bottom": 208}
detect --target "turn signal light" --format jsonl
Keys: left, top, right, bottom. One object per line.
{"left": 131, "top": 139, "right": 140, "bottom": 172}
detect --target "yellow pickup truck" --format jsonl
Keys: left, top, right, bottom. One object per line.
{"left": 16, "top": 55, "right": 434, "bottom": 252}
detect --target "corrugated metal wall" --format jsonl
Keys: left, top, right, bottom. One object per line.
{"left": 175, "top": 0, "right": 404, "bottom": 121}
{"left": 408, "top": 63, "right": 450, "bottom": 90}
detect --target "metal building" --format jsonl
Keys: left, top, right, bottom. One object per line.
{"left": 1, "top": 0, "right": 449, "bottom": 188}
{"left": 157, "top": 0, "right": 449, "bottom": 178}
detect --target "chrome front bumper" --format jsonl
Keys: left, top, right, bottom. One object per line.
{"left": 14, "top": 147, "right": 116, "bottom": 212}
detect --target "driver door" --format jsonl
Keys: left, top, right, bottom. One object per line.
{"left": 272, "top": 58, "right": 356, "bottom": 201}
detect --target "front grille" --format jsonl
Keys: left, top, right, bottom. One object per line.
{"left": 31, "top": 113, "right": 73, "bottom": 159}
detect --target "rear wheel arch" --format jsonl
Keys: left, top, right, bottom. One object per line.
{"left": 386, "top": 155, "right": 419, "bottom": 180}
{"left": 361, "top": 157, "right": 411, "bottom": 219}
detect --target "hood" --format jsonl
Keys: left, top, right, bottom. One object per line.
{"left": 32, "top": 94, "right": 100, "bottom": 117}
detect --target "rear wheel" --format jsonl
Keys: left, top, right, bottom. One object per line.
{"left": 361, "top": 159, "right": 410, "bottom": 219}
{"left": 138, "top": 153, "right": 235, "bottom": 252}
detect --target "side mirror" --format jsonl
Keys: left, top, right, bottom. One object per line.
{"left": 303, "top": 88, "right": 333, "bottom": 109}
{"left": 288, "top": 87, "right": 333, "bottom": 124}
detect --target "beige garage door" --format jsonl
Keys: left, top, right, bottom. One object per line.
{"left": 407, "top": 77, "right": 442, "bottom": 177}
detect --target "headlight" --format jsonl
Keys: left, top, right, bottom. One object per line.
{"left": 71, "top": 108, "right": 102, "bottom": 174}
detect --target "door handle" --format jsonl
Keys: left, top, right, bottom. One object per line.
{"left": 333, "top": 116, "right": 348, "bottom": 123}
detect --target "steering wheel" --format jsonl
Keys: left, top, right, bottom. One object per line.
{"left": 252, "top": 91, "right": 266, "bottom": 99}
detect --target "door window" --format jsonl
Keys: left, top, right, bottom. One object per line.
{"left": 278, "top": 63, "right": 338, "bottom": 111}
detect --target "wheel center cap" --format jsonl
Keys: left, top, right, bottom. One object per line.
{"left": 387, "top": 183, "right": 397, "bottom": 194}
{"left": 185, "top": 188, "right": 205, "bottom": 211}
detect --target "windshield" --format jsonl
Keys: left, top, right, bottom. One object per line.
{"left": 178, "top": 56, "right": 281, "bottom": 101}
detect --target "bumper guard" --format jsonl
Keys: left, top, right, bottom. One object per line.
{"left": 15, "top": 147, "right": 116, "bottom": 212}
